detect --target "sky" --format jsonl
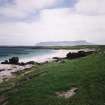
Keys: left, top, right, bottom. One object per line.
{"left": 0, "top": 0, "right": 105, "bottom": 45}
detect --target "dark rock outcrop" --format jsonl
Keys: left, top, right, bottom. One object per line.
{"left": 9, "top": 57, "right": 19, "bottom": 64}
{"left": 26, "top": 61, "right": 35, "bottom": 65}
{"left": 1, "top": 57, "right": 19, "bottom": 64}
{"left": 66, "top": 51, "right": 94, "bottom": 59}
{"left": 1, "top": 60, "right": 9, "bottom": 64}
{"left": 19, "top": 62, "right": 26, "bottom": 66}
{"left": 53, "top": 57, "right": 64, "bottom": 62}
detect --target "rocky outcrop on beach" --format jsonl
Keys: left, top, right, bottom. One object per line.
{"left": 0, "top": 49, "right": 95, "bottom": 83}
{"left": 66, "top": 51, "right": 95, "bottom": 59}
{"left": 52, "top": 50, "right": 95, "bottom": 63}
{"left": 1, "top": 57, "right": 19, "bottom": 64}
{"left": 1, "top": 57, "right": 37, "bottom": 66}
{"left": 0, "top": 57, "right": 34, "bottom": 83}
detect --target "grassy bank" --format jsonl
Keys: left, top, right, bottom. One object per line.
{"left": 1, "top": 46, "right": 105, "bottom": 105}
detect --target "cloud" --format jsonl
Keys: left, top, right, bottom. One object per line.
{"left": 0, "top": 0, "right": 14, "bottom": 6}
{"left": 75, "top": 0, "right": 105, "bottom": 15}
{"left": 0, "top": 7, "right": 105, "bottom": 45}
{"left": 16, "top": 0, "right": 59, "bottom": 10}
{"left": 0, "top": 0, "right": 105, "bottom": 45}
{"left": 0, "top": 6, "right": 27, "bottom": 18}
{"left": 0, "top": 0, "right": 61, "bottom": 18}
{"left": 0, "top": 0, "right": 77, "bottom": 20}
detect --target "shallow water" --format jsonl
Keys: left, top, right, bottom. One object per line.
{"left": 0, "top": 47, "right": 55, "bottom": 62}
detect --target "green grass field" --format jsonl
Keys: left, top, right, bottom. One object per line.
{"left": 1, "top": 46, "right": 105, "bottom": 105}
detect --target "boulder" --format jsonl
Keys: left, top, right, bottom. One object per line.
{"left": 19, "top": 62, "right": 26, "bottom": 66}
{"left": 9, "top": 57, "right": 19, "bottom": 64}
{"left": 78, "top": 51, "right": 86, "bottom": 57}
{"left": 1, "top": 60, "right": 9, "bottom": 64}
{"left": 66, "top": 51, "right": 94, "bottom": 59}
{"left": 66, "top": 52, "right": 79, "bottom": 59}
{"left": 26, "top": 61, "right": 35, "bottom": 65}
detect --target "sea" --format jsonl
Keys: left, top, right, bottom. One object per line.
{"left": 0, "top": 47, "right": 55, "bottom": 62}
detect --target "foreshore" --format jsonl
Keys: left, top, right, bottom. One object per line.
{"left": 19, "top": 49, "right": 90, "bottom": 63}
{"left": 19, "top": 49, "right": 74, "bottom": 63}
{"left": 0, "top": 49, "right": 94, "bottom": 83}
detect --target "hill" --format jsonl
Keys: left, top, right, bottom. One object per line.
{"left": 36, "top": 40, "right": 93, "bottom": 46}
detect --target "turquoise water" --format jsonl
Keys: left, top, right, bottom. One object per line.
{"left": 0, "top": 47, "right": 55, "bottom": 62}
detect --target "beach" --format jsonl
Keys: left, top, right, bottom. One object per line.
{"left": 0, "top": 49, "right": 72, "bottom": 82}
{"left": 0, "top": 49, "right": 93, "bottom": 83}
{"left": 19, "top": 49, "right": 87, "bottom": 63}
{"left": 0, "top": 64, "right": 33, "bottom": 83}
{"left": 0, "top": 46, "right": 101, "bottom": 105}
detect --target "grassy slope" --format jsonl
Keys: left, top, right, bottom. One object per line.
{"left": 3, "top": 50, "right": 105, "bottom": 105}
{"left": 2, "top": 49, "right": 105, "bottom": 105}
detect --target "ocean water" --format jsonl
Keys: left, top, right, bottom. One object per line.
{"left": 0, "top": 47, "right": 55, "bottom": 62}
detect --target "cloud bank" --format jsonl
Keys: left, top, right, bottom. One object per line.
{"left": 0, "top": 0, "right": 105, "bottom": 45}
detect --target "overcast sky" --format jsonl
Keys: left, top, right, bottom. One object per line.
{"left": 0, "top": 0, "right": 105, "bottom": 45}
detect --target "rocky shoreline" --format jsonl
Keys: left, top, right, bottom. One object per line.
{"left": 0, "top": 49, "right": 95, "bottom": 83}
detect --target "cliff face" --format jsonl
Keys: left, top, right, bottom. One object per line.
{"left": 36, "top": 40, "right": 93, "bottom": 46}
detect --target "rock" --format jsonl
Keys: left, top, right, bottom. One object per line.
{"left": 1, "top": 57, "right": 20, "bottom": 65}
{"left": 26, "top": 61, "right": 35, "bottom": 65}
{"left": 66, "top": 52, "right": 79, "bottom": 59}
{"left": 0, "top": 69, "right": 5, "bottom": 72}
{"left": 53, "top": 57, "right": 63, "bottom": 62}
{"left": 19, "top": 62, "right": 26, "bottom": 66}
{"left": 9, "top": 57, "right": 19, "bottom": 64}
{"left": 56, "top": 87, "right": 78, "bottom": 99}
{"left": 1, "top": 60, "right": 9, "bottom": 64}
{"left": 53, "top": 57, "right": 60, "bottom": 59}
{"left": 66, "top": 50, "right": 94, "bottom": 59}
{"left": 78, "top": 51, "right": 86, "bottom": 57}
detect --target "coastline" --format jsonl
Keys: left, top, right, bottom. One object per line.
{"left": 0, "top": 49, "right": 68, "bottom": 82}
{"left": 19, "top": 49, "right": 83, "bottom": 63}
{"left": 0, "top": 49, "right": 93, "bottom": 83}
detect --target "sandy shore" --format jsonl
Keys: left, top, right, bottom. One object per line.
{"left": 0, "top": 49, "right": 72, "bottom": 82}
{"left": 19, "top": 49, "right": 80, "bottom": 63}
{"left": 0, "top": 64, "right": 33, "bottom": 83}
{"left": 0, "top": 49, "right": 93, "bottom": 83}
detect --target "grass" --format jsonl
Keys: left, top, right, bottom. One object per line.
{"left": 1, "top": 46, "right": 105, "bottom": 105}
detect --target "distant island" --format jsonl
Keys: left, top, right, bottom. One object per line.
{"left": 0, "top": 40, "right": 94, "bottom": 48}
{"left": 36, "top": 40, "right": 93, "bottom": 46}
